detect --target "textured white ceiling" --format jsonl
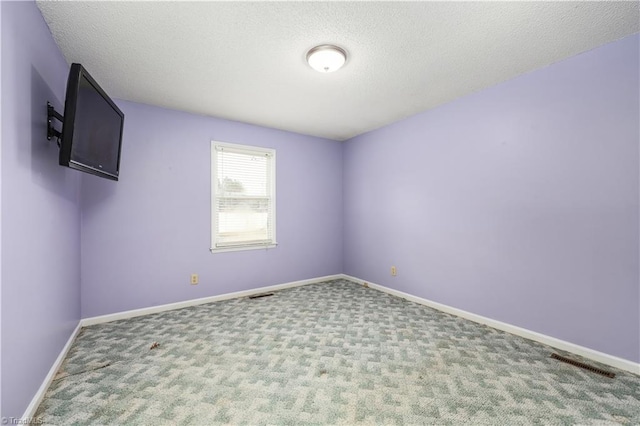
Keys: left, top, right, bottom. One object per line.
{"left": 37, "top": 1, "right": 639, "bottom": 141}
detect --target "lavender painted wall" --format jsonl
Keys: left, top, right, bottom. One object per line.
{"left": 80, "top": 101, "right": 343, "bottom": 317}
{"left": 1, "top": 2, "right": 80, "bottom": 418}
{"left": 344, "top": 34, "right": 640, "bottom": 363}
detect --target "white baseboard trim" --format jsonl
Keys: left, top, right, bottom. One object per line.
{"left": 21, "top": 321, "right": 82, "bottom": 421}
{"left": 340, "top": 274, "right": 640, "bottom": 375}
{"left": 81, "top": 274, "right": 343, "bottom": 327}
{"left": 22, "top": 272, "right": 638, "bottom": 422}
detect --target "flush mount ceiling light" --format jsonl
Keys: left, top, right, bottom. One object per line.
{"left": 306, "top": 45, "right": 347, "bottom": 73}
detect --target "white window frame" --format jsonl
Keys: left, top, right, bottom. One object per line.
{"left": 210, "top": 141, "right": 277, "bottom": 253}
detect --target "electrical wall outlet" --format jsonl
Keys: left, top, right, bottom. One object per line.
{"left": 391, "top": 266, "right": 397, "bottom": 276}
{"left": 190, "top": 274, "right": 199, "bottom": 285}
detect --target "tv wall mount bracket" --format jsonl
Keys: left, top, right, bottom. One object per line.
{"left": 47, "top": 102, "right": 63, "bottom": 145}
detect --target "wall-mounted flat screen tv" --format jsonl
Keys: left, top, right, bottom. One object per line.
{"left": 59, "top": 63, "right": 124, "bottom": 181}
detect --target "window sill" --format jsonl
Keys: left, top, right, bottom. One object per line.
{"left": 210, "top": 243, "right": 278, "bottom": 254}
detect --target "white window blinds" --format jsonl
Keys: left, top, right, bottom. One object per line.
{"left": 211, "top": 142, "right": 276, "bottom": 251}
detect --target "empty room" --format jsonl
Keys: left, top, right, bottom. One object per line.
{"left": 1, "top": 1, "right": 639, "bottom": 424}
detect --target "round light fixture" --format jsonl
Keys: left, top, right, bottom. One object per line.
{"left": 306, "top": 45, "right": 347, "bottom": 73}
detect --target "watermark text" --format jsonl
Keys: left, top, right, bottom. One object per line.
{"left": 1, "top": 418, "right": 43, "bottom": 425}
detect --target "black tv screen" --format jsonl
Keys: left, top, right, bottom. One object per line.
{"left": 59, "top": 63, "right": 124, "bottom": 181}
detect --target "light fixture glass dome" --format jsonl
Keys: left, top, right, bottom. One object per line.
{"left": 306, "top": 45, "right": 347, "bottom": 73}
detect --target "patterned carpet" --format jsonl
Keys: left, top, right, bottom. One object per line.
{"left": 36, "top": 279, "right": 640, "bottom": 425}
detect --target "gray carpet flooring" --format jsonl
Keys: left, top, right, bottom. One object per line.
{"left": 36, "top": 279, "right": 640, "bottom": 425}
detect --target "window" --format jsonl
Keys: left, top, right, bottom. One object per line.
{"left": 211, "top": 141, "right": 276, "bottom": 252}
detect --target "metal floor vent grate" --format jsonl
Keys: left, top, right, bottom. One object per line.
{"left": 550, "top": 353, "right": 615, "bottom": 378}
{"left": 248, "top": 293, "right": 275, "bottom": 299}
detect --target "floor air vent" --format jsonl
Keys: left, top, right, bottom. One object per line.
{"left": 550, "top": 353, "right": 615, "bottom": 378}
{"left": 248, "top": 293, "right": 274, "bottom": 299}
